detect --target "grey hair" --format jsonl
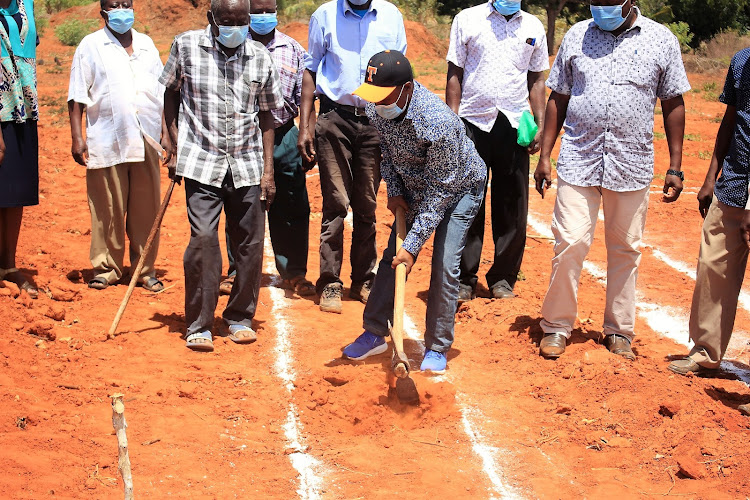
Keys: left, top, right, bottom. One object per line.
{"left": 210, "top": 0, "right": 250, "bottom": 14}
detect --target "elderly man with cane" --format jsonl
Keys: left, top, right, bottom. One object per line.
{"left": 160, "top": 0, "right": 283, "bottom": 351}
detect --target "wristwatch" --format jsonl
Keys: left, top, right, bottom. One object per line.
{"left": 666, "top": 169, "right": 684, "bottom": 181}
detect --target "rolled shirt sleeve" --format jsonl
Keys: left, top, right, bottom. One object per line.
{"left": 305, "top": 14, "right": 325, "bottom": 72}
{"left": 159, "top": 39, "right": 182, "bottom": 91}
{"left": 656, "top": 34, "right": 691, "bottom": 100}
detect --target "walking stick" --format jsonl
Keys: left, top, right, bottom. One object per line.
{"left": 107, "top": 177, "right": 177, "bottom": 340}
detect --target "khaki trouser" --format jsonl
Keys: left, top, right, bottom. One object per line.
{"left": 86, "top": 141, "right": 161, "bottom": 285}
{"left": 540, "top": 178, "right": 650, "bottom": 340}
{"left": 688, "top": 199, "right": 749, "bottom": 369}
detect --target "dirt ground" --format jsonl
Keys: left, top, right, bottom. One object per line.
{"left": 2, "top": 1, "right": 750, "bottom": 498}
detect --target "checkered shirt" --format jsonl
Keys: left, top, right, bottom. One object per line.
{"left": 262, "top": 30, "right": 307, "bottom": 128}
{"left": 547, "top": 10, "right": 691, "bottom": 192}
{"left": 160, "top": 26, "right": 283, "bottom": 188}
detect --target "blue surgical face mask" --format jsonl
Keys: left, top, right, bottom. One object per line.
{"left": 212, "top": 14, "right": 249, "bottom": 48}
{"left": 590, "top": 0, "right": 632, "bottom": 32}
{"left": 375, "top": 85, "right": 410, "bottom": 120}
{"left": 250, "top": 12, "right": 277, "bottom": 35}
{"left": 492, "top": 0, "right": 521, "bottom": 16}
{"left": 106, "top": 8, "right": 135, "bottom": 34}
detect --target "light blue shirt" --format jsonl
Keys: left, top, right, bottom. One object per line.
{"left": 306, "top": 0, "right": 407, "bottom": 107}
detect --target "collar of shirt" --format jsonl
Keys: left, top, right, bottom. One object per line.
{"left": 484, "top": 1, "right": 521, "bottom": 23}
{"left": 199, "top": 25, "right": 248, "bottom": 59}
{"left": 341, "top": 0, "right": 377, "bottom": 18}
{"left": 102, "top": 26, "right": 148, "bottom": 55}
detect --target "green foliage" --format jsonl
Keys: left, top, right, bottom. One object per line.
{"left": 669, "top": 0, "right": 750, "bottom": 48}
{"left": 44, "top": 0, "right": 95, "bottom": 14}
{"left": 639, "top": 0, "right": 673, "bottom": 23}
{"left": 55, "top": 18, "right": 97, "bottom": 46}
{"left": 666, "top": 21, "right": 694, "bottom": 53}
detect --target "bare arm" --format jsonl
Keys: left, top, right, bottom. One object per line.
{"left": 163, "top": 88, "right": 181, "bottom": 180}
{"left": 661, "top": 95, "right": 686, "bottom": 203}
{"left": 259, "top": 110, "right": 276, "bottom": 210}
{"left": 698, "top": 105, "right": 736, "bottom": 217}
{"left": 533, "top": 91, "right": 570, "bottom": 198}
{"left": 68, "top": 100, "right": 88, "bottom": 166}
{"left": 297, "top": 69, "right": 317, "bottom": 165}
{"left": 527, "top": 70, "right": 546, "bottom": 155}
{"left": 446, "top": 62, "right": 463, "bottom": 114}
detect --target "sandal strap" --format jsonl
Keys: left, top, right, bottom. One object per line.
{"left": 186, "top": 331, "right": 212, "bottom": 342}
{"left": 0, "top": 267, "right": 19, "bottom": 280}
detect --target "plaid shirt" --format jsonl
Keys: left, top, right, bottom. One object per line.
{"left": 160, "top": 26, "right": 283, "bottom": 188}
{"left": 261, "top": 30, "right": 306, "bottom": 128}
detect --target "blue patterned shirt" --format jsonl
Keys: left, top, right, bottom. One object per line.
{"left": 716, "top": 48, "right": 750, "bottom": 209}
{"left": 366, "top": 82, "right": 487, "bottom": 255}
{"left": 546, "top": 10, "right": 690, "bottom": 192}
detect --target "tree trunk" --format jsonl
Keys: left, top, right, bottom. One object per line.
{"left": 546, "top": 0, "right": 568, "bottom": 55}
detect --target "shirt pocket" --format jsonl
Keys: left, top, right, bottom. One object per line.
{"left": 239, "top": 77, "right": 262, "bottom": 113}
{"left": 511, "top": 37, "right": 536, "bottom": 71}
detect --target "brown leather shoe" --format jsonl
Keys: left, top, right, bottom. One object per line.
{"left": 667, "top": 358, "right": 716, "bottom": 376}
{"left": 349, "top": 280, "right": 372, "bottom": 304}
{"left": 540, "top": 333, "right": 567, "bottom": 359}
{"left": 605, "top": 334, "right": 636, "bottom": 361}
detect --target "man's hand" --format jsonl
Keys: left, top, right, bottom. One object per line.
{"left": 742, "top": 211, "right": 750, "bottom": 249}
{"left": 527, "top": 129, "right": 542, "bottom": 155}
{"left": 534, "top": 157, "right": 553, "bottom": 198}
{"left": 297, "top": 127, "right": 316, "bottom": 165}
{"left": 71, "top": 136, "right": 88, "bottom": 166}
{"left": 302, "top": 155, "right": 317, "bottom": 172}
{"left": 697, "top": 180, "right": 715, "bottom": 218}
{"left": 392, "top": 247, "right": 415, "bottom": 275}
{"left": 387, "top": 195, "right": 409, "bottom": 217}
{"left": 663, "top": 173, "right": 683, "bottom": 203}
{"left": 161, "top": 138, "right": 181, "bottom": 183}
{"left": 260, "top": 171, "right": 276, "bottom": 210}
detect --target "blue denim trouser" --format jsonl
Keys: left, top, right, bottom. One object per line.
{"left": 362, "top": 185, "right": 483, "bottom": 352}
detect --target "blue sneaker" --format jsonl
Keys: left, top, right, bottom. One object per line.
{"left": 420, "top": 350, "right": 447, "bottom": 374}
{"left": 343, "top": 331, "right": 388, "bottom": 360}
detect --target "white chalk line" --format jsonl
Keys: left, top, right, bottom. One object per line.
{"left": 527, "top": 213, "right": 750, "bottom": 385}
{"left": 263, "top": 234, "right": 326, "bottom": 499}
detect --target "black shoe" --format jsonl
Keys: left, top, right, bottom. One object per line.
{"left": 604, "top": 334, "right": 636, "bottom": 361}
{"left": 540, "top": 333, "right": 567, "bottom": 358}
{"left": 490, "top": 280, "right": 515, "bottom": 299}
{"left": 457, "top": 284, "right": 474, "bottom": 304}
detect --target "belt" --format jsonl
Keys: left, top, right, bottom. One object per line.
{"left": 275, "top": 119, "right": 295, "bottom": 137}
{"left": 319, "top": 95, "right": 368, "bottom": 118}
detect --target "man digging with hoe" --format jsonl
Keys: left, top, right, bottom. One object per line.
{"left": 341, "top": 51, "right": 486, "bottom": 375}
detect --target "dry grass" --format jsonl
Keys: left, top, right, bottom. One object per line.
{"left": 684, "top": 31, "right": 750, "bottom": 74}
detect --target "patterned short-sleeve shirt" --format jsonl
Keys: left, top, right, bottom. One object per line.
{"left": 715, "top": 48, "right": 750, "bottom": 209}
{"left": 160, "top": 27, "right": 283, "bottom": 189}
{"left": 546, "top": 11, "right": 691, "bottom": 192}
{"left": 447, "top": 3, "right": 549, "bottom": 131}
{"left": 366, "top": 82, "right": 486, "bottom": 255}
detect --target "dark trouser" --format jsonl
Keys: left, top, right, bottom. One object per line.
{"left": 314, "top": 107, "right": 380, "bottom": 294}
{"left": 184, "top": 174, "right": 264, "bottom": 337}
{"left": 363, "top": 186, "right": 483, "bottom": 352}
{"left": 226, "top": 124, "right": 310, "bottom": 280}
{"left": 460, "top": 114, "right": 529, "bottom": 290}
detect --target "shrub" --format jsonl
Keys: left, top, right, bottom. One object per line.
{"left": 44, "top": 0, "right": 94, "bottom": 14}
{"left": 55, "top": 18, "right": 97, "bottom": 46}
{"left": 666, "top": 21, "right": 694, "bottom": 53}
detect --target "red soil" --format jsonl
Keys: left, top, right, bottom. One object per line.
{"left": 1, "top": 1, "right": 750, "bottom": 498}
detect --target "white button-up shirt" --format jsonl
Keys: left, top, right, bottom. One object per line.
{"left": 447, "top": 3, "right": 549, "bottom": 132}
{"left": 546, "top": 12, "right": 691, "bottom": 192}
{"left": 68, "top": 28, "right": 164, "bottom": 169}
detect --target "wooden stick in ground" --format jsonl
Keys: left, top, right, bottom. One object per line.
{"left": 107, "top": 178, "right": 176, "bottom": 340}
{"left": 111, "top": 393, "right": 134, "bottom": 500}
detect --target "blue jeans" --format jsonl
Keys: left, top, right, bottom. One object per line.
{"left": 362, "top": 185, "right": 483, "bottom": 352}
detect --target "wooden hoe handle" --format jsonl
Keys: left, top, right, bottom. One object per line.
{"left": 392, "top": 207, "right": 407, "bottom": 354}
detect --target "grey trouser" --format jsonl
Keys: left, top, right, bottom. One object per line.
{"left": 184, "top": 173, "right": 264, "bottom": 336}
{"left": 314, "top": 106, "right": 380, "bottom": 294}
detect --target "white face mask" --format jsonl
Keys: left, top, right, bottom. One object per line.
{"left": 375, "top": 85, "right": 410, "bottom": 120}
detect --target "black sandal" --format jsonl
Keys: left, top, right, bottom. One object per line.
{"left": 88, "top": 277, "right": 109, "bottom": 290}
{"left": 141, "top": 277, "right": 164, "bottom": 292}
